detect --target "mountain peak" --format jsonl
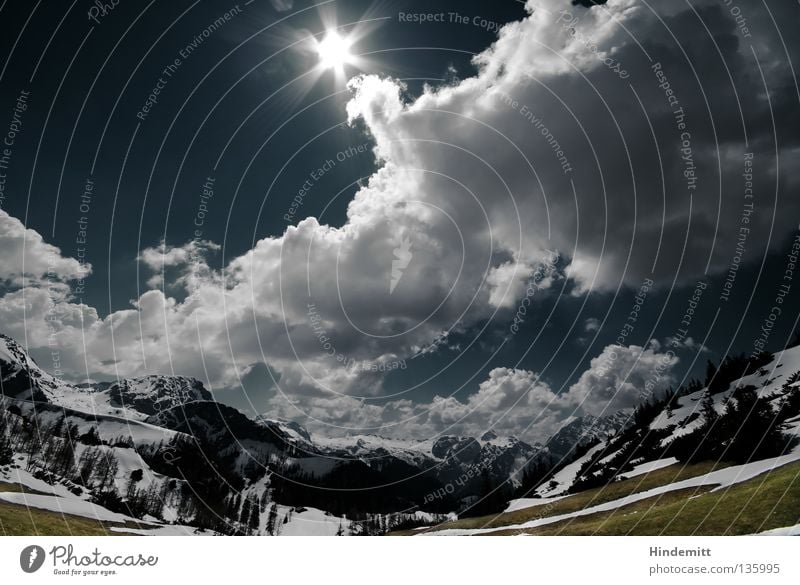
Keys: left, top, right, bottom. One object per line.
{"left": 480, "top": 430, "right": 498, "bottom": 441}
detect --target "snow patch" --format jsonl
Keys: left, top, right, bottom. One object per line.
{"left": 619, "top": 457, "right": 679, "bottom": 479}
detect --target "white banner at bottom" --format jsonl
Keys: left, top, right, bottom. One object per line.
{"left": 0, "top": 536, "right": 798, "bottom": 584}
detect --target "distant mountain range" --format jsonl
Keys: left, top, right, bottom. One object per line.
{"left": 0, "top": 333, "right": 561, "bottom": 532}
{"left": 3, "top": 332, "right": 797, "bottom": 534}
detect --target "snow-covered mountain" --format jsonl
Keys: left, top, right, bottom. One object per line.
{"left": 532, "top": 346, "right": 800, "bottom": 497}
{"left": 0, "top": 334, "right": 210, "bottom": 420}
{"left": 543, "top": 411, "right": 631, "bottom": 459}
{"left": 0, "top": 333, "right": 543, "bottom": 526}
{"left": 257, "top": 421, "right": 540, "bottom": 487}
{"left": 1, "top": 333, "right": 536, "bottom": 484}
{"left": 5, "top": 330, "right": 799, "bottom": 534}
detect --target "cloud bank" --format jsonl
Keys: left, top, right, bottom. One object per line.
{"left": 1, "top": 0, "right": 797, "bottom": 440}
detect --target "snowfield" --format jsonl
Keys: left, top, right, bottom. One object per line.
{"left": 505, "top": 494, "right": 568, "bottom": 513}
{"left": 1, "top": 465, "right": 86, "bottom": 499}
{"left": 0, "top": 492, "right": 137, "bottom": 523}
{"left": 109, "top": 525, "right": 218, "bottom": 536}
{"left": 276, "top": 507, "right": 350, "bottom": 536}
{"left": 754, "top": 523, "right": 800, "bottom": 536}
{"left": 535, "top": 443, "right": 606, "bottom": 497}
{"left": 619, "top": 458, "right": 679, "bottom": 479}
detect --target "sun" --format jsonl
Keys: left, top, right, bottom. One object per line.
{"left": 316, "top": 31, "right": 354, "bottom": 71}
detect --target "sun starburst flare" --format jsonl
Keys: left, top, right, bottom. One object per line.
{"left": 316, "top": 31, "right": 354, "bottom": 72}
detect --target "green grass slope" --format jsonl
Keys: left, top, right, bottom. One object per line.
{"left": 392, "top": 460, "right": 800, "bottom": 536}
